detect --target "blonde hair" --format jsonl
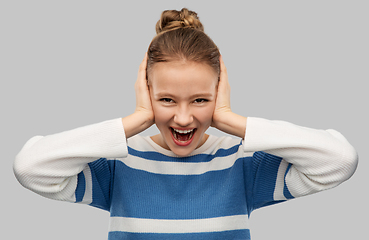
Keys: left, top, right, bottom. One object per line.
{"left": 147, "top": 8, "right": 220, "bottom": 80}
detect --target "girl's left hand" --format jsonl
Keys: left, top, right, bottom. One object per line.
{"left": 211, "top": 55, "right": 232, "bottom": 128}
{"left": 211, "top": 55, "right": 247, "bottom": 139}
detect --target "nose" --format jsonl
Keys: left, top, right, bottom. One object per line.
{"left": 173, "top": 104, "right": 193, "bottom": 127}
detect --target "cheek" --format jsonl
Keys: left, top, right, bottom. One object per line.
{"left": 152, "top": 104, "right": 172, "bottom": 126}
{"left": 194, "top": 104, "right": 215, "bottom": 125}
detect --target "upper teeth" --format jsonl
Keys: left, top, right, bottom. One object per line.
{"left": 173, "top": 128, "right": 194, "bottom": 134}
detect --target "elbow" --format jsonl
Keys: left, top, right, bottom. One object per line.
{"left": 305, "top": 139, "right": 358, "bottom": 193}
{"left": 326, "top": 129, "right": 359, "bottom": 182}
{"left": 14, "top": 151, "right": 78, "bottom": 202}
{"left": 340, "top": 143, "right": 359, "bottom": 181}
{"left": 13, "top": 135, "right": 44, "bottom": 189}
{"left": 13, "top": 136, "right": 79, "bottom": 202}
{"left": 13, "top": 151, "right": 35, "bottom": 190}
{"left": 289, "top": 145, "right": 358, "bottom": 197}
{"left": 326, "top": 141, "right": 358, "bottom": 186}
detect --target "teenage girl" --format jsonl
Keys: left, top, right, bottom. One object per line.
{"left": 14, "top": 8, "right": 358, "bottom": 240}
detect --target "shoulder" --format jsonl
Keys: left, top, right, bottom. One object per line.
{"left": 127, "top": 135, "right": 152, "bottom": 149}
{"left": 192, "top": 135, "right": 244, "bottom": 158}
{"left": 207, "top": 135, "right": 242, "bottom": 151}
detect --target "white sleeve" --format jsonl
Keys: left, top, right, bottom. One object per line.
{"left": 242, "top": 117, "right": 358, "bottom": 198}
{"left": 13, "top": 118, "right": 128, "bottom": 202}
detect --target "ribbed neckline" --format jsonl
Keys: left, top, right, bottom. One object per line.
{"left": 143, "top": 134, "right": 218, "bottom": 157}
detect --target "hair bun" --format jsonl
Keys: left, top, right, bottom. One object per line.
{"left": 155, "top": 8, "right": 204, "bottom": 34}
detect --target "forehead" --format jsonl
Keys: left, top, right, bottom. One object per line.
{"left": 150, "top": 61, "right": 218, "bottom": 94}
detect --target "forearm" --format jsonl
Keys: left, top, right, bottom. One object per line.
{"left": 212, "top": 111, "right": 247, "bottom": 139}
{"left": 122, "top": 111, "right": 154, "bottom": 139}
{"left": 243, "top": 117, "right": 358, "bottom": 196}
{"left": 13, "top": 118, "right": 128, "bottom": 201}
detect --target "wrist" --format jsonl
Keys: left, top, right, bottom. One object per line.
{"left": 122, "top": 111, "right": 154, "bottom": 139}
{"left": 212, "top": 111, "right": 247, "bottom": 139}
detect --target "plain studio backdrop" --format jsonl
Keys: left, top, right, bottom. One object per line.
{"left": 1, "top": 1, "right": 367, "bottom": 239}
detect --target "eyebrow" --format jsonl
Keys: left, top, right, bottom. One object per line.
{"left": 155, "top": 92, "right": 214, "bottom": 99}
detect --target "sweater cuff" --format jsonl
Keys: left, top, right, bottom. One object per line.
{"left": 73, "top": 117, "right": 128, "bottom": 159}
{"left": 242, "top": 117, "right": 271, "bottom": 153}
{"left": 95, "top": 118, "right": 129, "bottom": 158}
{"left": 242, "top": 117, "right": 309, "bottom": 153}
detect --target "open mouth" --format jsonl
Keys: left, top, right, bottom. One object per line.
{"left": 170, "top": 127, "right": 196, "bottom": 146}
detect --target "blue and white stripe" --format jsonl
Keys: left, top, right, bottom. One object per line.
{"left": 109, "top": 214, "right": 249, "bottom": 233}
{"left": 74, "top": 135, "right": 293, "bottom": 239}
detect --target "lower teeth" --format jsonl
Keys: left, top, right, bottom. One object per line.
{"left": 173, "top": 129, "right": 194, "bottom": 142}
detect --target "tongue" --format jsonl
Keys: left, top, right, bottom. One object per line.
{"left": 176, "top": 132, "right": 191, "bottom": 141}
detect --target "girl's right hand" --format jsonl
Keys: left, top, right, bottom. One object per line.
{"left": 134, "top": 52, "right": 154, "bottom": 122}
{"left": 122, "top": 53, "right": 155, "bottom": 139}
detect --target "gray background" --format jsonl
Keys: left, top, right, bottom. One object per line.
{"left": 2, "top": 0, "right": 367, "bottom": 239}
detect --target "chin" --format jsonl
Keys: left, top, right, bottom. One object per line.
{"left": 165, "top": 128, "right": 206, "bottom": 157}
{"left": 166, "top": 139, "right": 197, "bottom": 157}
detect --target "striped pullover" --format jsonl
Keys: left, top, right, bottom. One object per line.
{"left": 13, "top": 117, "right": 358, "bottom": 239}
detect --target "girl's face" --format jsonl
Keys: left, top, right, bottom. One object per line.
{"left": 149, "top": 61, "right": 218, "bottom": 157}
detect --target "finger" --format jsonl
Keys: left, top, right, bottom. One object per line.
{"left": 219, "top": 55, "right": 228, "bottom": 82}
{"left": 135, "top": 53, "right": 149, "bottom": 90}
{"left": 218, "top": 55, "right": 231, "bottom": 100}
{"left": 137, "top": 52, "right": 148, "bottom": 80}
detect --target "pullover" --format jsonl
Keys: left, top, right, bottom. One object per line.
{"left": 13, "top": 117, "right": 358, "bottom": 239}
